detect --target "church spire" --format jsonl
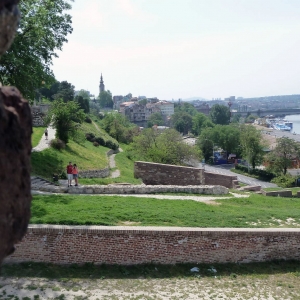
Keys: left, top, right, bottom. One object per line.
{"left": 99, "top": 73, "right": 105, "bottom": 93}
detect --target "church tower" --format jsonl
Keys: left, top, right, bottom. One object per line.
{"left": 99, "top": 73, "right": 105, "bottom": 93}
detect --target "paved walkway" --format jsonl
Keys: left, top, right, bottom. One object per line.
{"left": 32, "top": 125, "right": 56, "bottom": 152}
{"left": 109, "top": 148, "right": 123, "bottom": 178}
{"left": 204, "top": 164, "right": 278, "bottom": 188}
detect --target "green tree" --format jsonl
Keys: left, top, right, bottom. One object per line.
{"left": 101, "top": 112, "right": 138, "bottom": 143}
{"left": 174, "top": 102, "right": 198, "bottom": 116}
{"left": 39, "top": 81, "right": 60, "bottom": 100}
{"left": 240, "top": 125, "right": 265, "bottom": 169}
{"left": 46, "top": 99, "right": 85, "bottom": 144}
{"left": 0, "top": 0, "right": 73, "bottom": 100}
{"left": 131, "top": 128, "right": 199, "bottom": 165}
{"left": 231, "top": 113, "right": 242, "bottom": 123}
{"left": 99, "top": 90, "right": 113, "bottom": 108}
{"left": 197, "top": 125, "right": 240, "bottom": 161}
{"left": 77, "top": 89, "right": 90, "bottom": 100}
{"left": 171, "top": 111, "right": 193, "bottom": 135}
{"left": 75, "top": 95, "right": 89, "bottom": 113}
{"left": 209, "top": 104, "right": 231, "bottom": 125}
{"left": 147, "top": 112, "right": 164, "bottom": 128}
{"left": 266, "top": 137, "right": 300, "bottom": 175}
{"left": 191, "top": 112, "right": 214, "bottom": 136}
{"left": 138, "top": 99, "right": 147, "bottom": 106}
{"left": 53, "top": 80, "right": 75, "bottom": 102}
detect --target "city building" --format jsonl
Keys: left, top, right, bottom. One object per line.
{"left": 153, "top": 101, "right": 174, "bottom": 117}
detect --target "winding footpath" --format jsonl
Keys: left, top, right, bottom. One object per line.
{"left": 32, "top": 125, "right": 56, "bottom": 152}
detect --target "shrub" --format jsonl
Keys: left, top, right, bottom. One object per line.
{"left": 59, "top": 171, "right": 67, "bottom": 179}
{"left": 105, "top": 140, "right": 119, "bottom": 150}
{"left": 271, "top": 174, "right": 296, "bottom": 188}
{"left": 93, "top": 141, "right": 99, "bottom": 147}
{"left": 50, "top": 138, "right": 66, "bottom": 150}
{"left": 85, "top": 116, "right": 92, "bottom": 123}
{"left": 235, "top": 164, "right": 275, "bottom": 180}
{"left": 85, "top": 133, "right": 95, "bottom": 142}
{"left": 94, "top": 136, "right": 106, "bottom": 146}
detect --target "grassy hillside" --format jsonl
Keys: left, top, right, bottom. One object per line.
{"left": 31, "top": 139, "right": 109, "bottom": 179}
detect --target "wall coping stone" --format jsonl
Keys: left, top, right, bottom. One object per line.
{"left": 27, "top": 224, "right": 300, "bottom": 234}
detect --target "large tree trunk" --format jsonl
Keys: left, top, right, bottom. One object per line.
{"left": 0, "top": 86, "right": 32, "bottom": 265}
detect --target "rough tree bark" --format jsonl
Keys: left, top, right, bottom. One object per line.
{"left": 0, "top": 0, "right": 32, "bottom": 265}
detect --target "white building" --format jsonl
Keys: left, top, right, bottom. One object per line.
{"left": 154, "top": 101, "right": 174, "bottom": 116}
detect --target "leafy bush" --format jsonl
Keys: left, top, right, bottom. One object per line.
{"left": 235, "top": 164, "right": 275, "bottom": 180}
{"left": 93, "top": 141, "right": 99, "bottom": 147}
{"left": 85, "top": 133, "right": 95, "bottom": 142}
{"left": 271, "top": 174, "right": 296, "bottom": 188}
{"left": 50, "top": 138, "right": 66, "bottom": 150}
{"left": 85, "top": 116, "right": 92, "bottom": 123}
{"left": 105, "top": 140, "right": 119, "bottom": 150}
{"left": 94, "top": 136, "right": 106, "bottom": 146}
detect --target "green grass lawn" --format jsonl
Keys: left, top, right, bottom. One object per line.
{"left": 31, "top": 140, "right": 108, "bottom": 179}
{"left": 32, "top": 126, "right": 47, "bottom": 147}
{"left": 31, "top": 193, "right": 300, "bottom": 227}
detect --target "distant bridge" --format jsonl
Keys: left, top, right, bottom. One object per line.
{"left": 232, "top": 108, "right": 300, "bottom": 117}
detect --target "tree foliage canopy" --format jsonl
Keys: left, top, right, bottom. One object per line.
{"left": 266, "top": 137, "right": 300, "bottom": 175}
{"left": 130, "top": 128, "right": 199, "bottom": 165}
{"left": 191, "top": 112, "right": 214, "bottom": 136}
{"left": 45, "top": 99, "right": 85, "bottom": 144}
{"left": 0, "top": 0, "right": 73, "bottom": 100}
{"left": 53, "top": 80, "right": 75, "bottom": 102}
{"left": 197, "top": 125, "right": 240, "bottom": 161}
{"left": 99, "top": 90, "right": 113, "bottom": 108}
{"left": 239, "top": 125, "right": 265, "bottom": 169}
{"left": 101, "top": 112, "right": 138, "bottom": 144}
{"left": 209, "top": 104, "right": 231, "bottom": 125}
{"left": 147, "top": 112, "right": 164, "bottom": 128}
{"left": 171, "top": 111, "right": 193, "bottom": 135}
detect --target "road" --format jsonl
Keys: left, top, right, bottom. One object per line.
{"left": 203, "top": 164, "right": 278, "bottom": 188}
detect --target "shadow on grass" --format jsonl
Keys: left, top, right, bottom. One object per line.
{"left": 2, "top": 260, "right": 300, "bottom": 280}
{"left": 31, "top": 150, "right": 64, "bottom": 179}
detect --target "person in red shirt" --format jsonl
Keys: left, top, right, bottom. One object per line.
{"left": 66, "top": 161, "right": 73, "bottom": 187}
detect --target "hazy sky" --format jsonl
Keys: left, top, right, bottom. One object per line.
{"left": 52, "top": 0, "right": 300, "bottom": 100}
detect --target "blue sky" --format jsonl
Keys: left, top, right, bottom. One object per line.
{"left": 52, "top": 0, "right": 300, "bottom": 100}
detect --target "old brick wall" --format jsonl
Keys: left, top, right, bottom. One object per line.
{"left": 134, "top": 161, "right": 204, "bottom": 185}
{"left": 204, "top": 171, "right": 237, "bottom": 188}
{"left": 5, "top": 226, "right": 300, "bottom": 265}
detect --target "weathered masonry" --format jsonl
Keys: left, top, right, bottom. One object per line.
{"left": 134, "top": 161, "right": 205, "bottom": 185}
{"left": 134, "top": 161, "right": 237, "bottom": 188}
{"left": 5, "top": 226, "right": 300, "bottom": 265}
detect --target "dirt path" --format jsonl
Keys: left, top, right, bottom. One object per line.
{"left": 109, "top": 148, "right": 123, "bottom": 178}
{"left": 32, "top": 125, "right": 56, "bottom": 152}
{"left": 1, "top": 272, "right": 299, "bottom": 299}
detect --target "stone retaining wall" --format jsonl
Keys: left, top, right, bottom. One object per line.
{"left": 204, "top": 171, "right": 238, "bottom": 189}
{"left": 79, "top": 168, "right": 110, "bottom": 179}
{"left": 134, "top": 161, "right": 204, "bottom": 185}
{"left": 5, "top": 226, "right": 300, "bottom": 265}
{"left": 68, "top": 184, "right": 228, "bottom": 195}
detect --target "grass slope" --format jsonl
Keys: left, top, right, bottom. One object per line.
{"left": 31, "top": 193, "right": 300, "bottom": 227}
{"left": 32, "top": 126, "right": 46, "bottom": 148}
{"left": 31, "top": 140, "right": 108, "bottom": 179}
{"left": 79, "top": 148, "right": 142, "bottom": 185}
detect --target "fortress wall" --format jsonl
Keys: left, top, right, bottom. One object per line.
{"left": 5, "top": 226, "right": 300, "bottom": 265}
{"left": 134, "top": 161, "right": 205, "bottom": 185}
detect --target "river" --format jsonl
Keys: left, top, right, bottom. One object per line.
{"left": 284, "top": 115, "right": 300, "bottom": 134}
